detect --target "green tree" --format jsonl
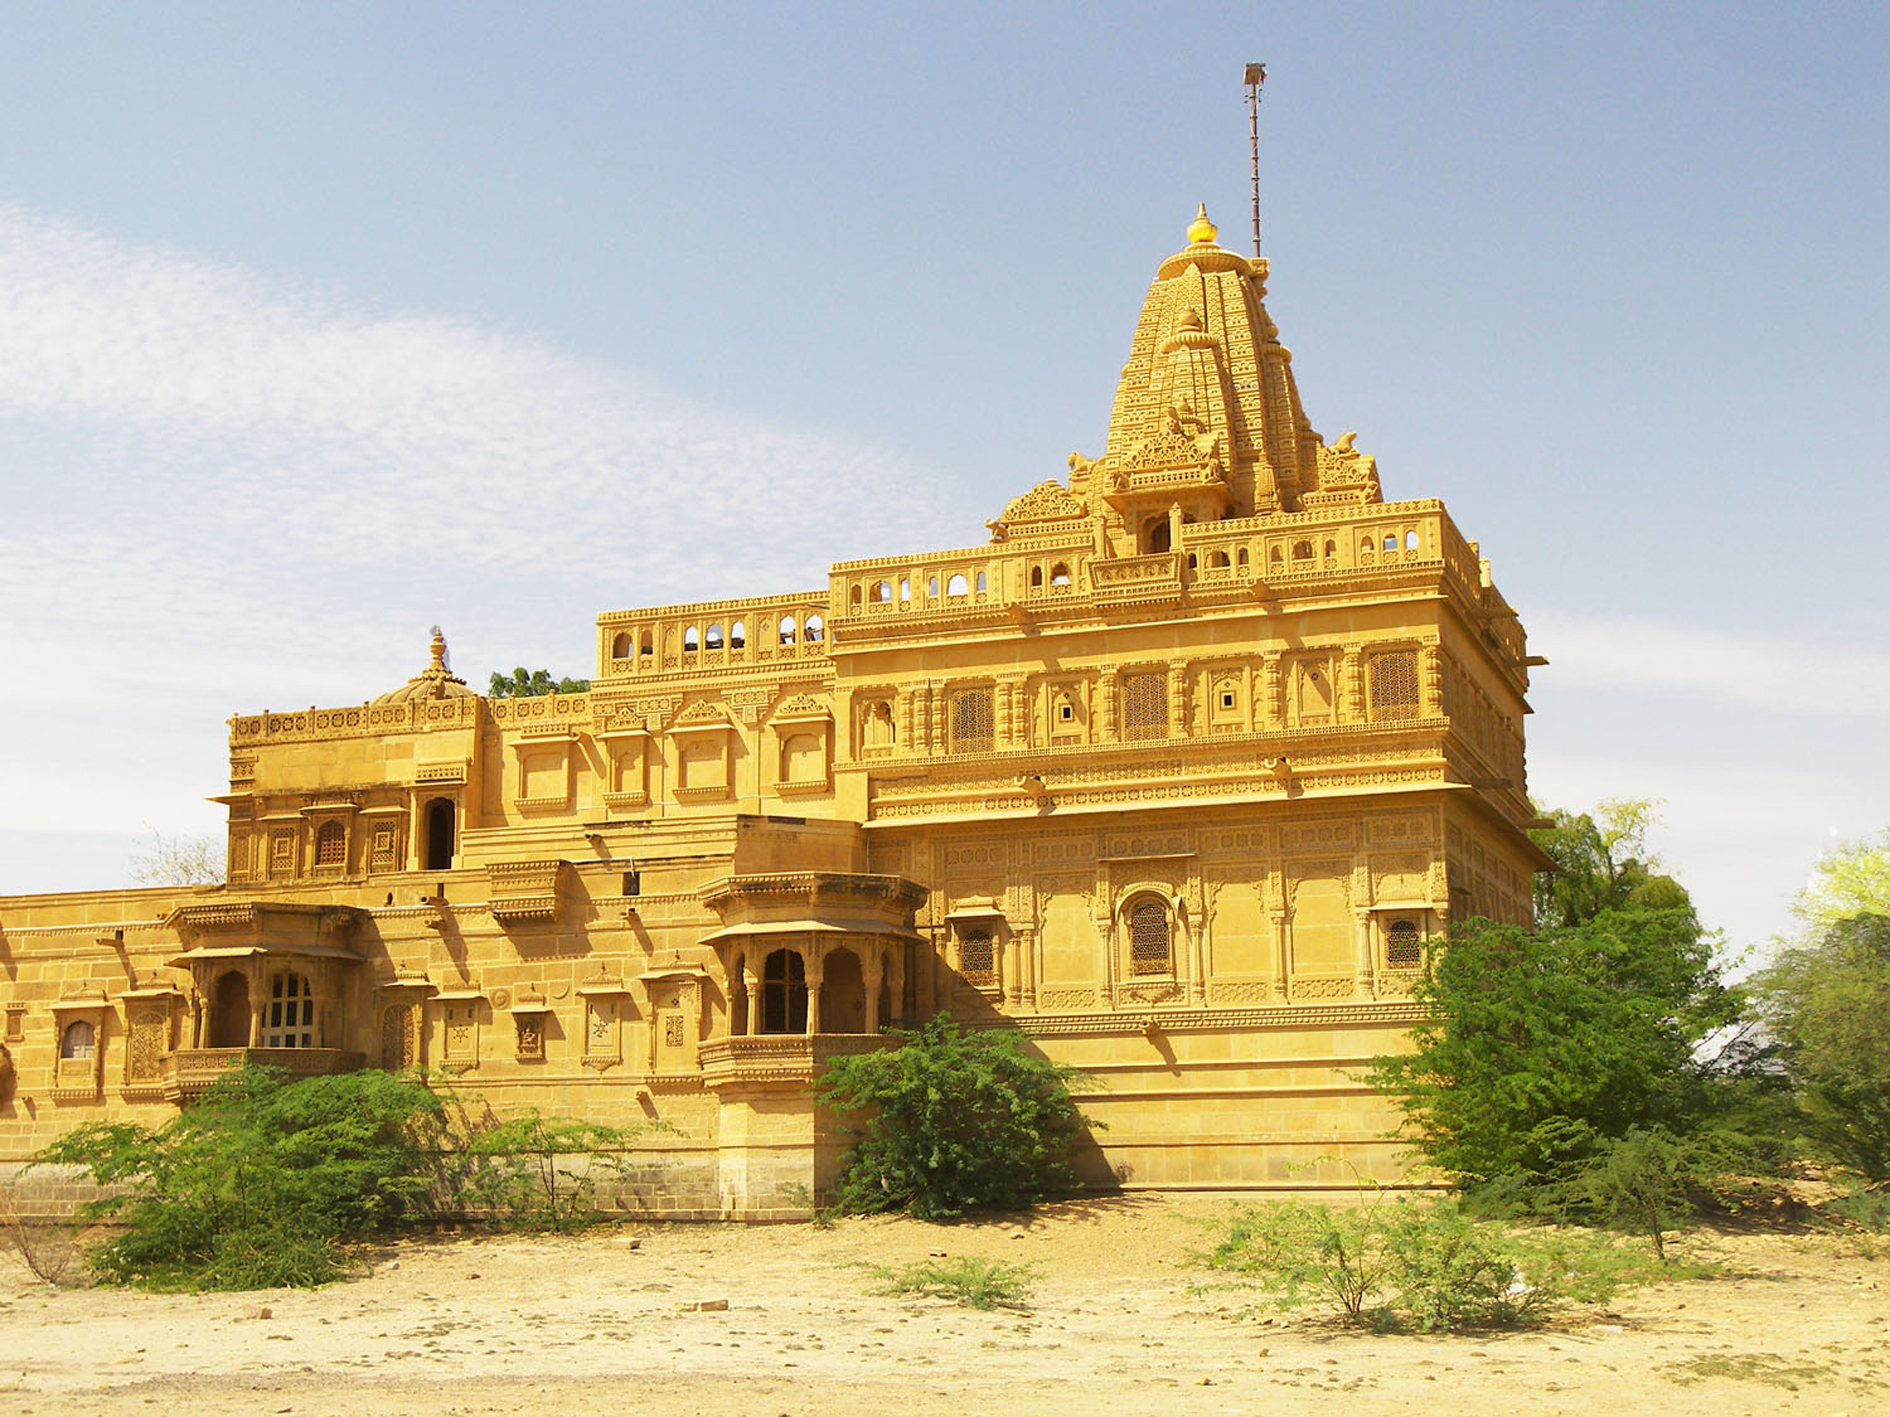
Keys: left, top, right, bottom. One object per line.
{"left": 1370, "top": 908, "right": 1744, "bottom": 1192}
{"left": 814, "top": 1016, "right": 1093, "bottom": 1220}
{"left": 1529, "top": 798, "right": 1690, "bottom": 927}
{"left": 33, "top": 1065, "right": 446, "bottom": 1290}
{"left": 487, "top": 666, "right": 590, "bottom": 698}
{"left": 1754, "top": 908, "right": 1890, "bottom": 1182}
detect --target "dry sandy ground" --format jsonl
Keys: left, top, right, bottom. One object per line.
{"left": 2, "top": 1196, "right": 1886, "bottom": 1416}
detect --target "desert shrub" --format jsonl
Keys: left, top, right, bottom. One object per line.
{"left": 1823, "top": 1183, "right": 1890, "bottom": 1233}
{"left": 868, "top": 1256, "right": 1036, "bottom": 1309}
{"left": 0, "top": 1195, "right": 86, "bottom": 1287}
{"left": 451, "top": 1109, "right": 661, "bottom": 1231}
{"left": 815, "top": 1016, "right": 1093, "bottom": 1220}
{"left": 1204, "top": 1196, "right": 1676, "bottom": 1332}
{"left": 32, "top": 1064, "right": 447, "bottom": 1290}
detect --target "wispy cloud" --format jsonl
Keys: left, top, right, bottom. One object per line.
{"left": 1531, "top": 612, "right": 1890, "bottom": 718}
{"left": 0, "top": 204, "right": 964, "bottom": 871}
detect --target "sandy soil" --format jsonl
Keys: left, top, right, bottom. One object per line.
{"left": 2, "top": 1196, "right": 1886, "bottom": 1416}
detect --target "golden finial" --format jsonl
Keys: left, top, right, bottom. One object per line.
{"left": 1187, "top": 202, "right": 1218, "bottom": 246}
{"left": 427, "top": 625, "right": 448, "bottom": 675}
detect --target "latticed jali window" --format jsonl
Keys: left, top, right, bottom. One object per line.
{"left": 959, "top": 929, "right": 996, "bottom": 987}
{"left": 1369, "top": 651, "right": 1420, "bottom": 721}
{"left": 951, "top": 689, "right": 993, "bottom": 752}
{"left": 1385, "top": 918, "right": 1422, "bottom": 967}
{"left": 1128, "top": 898, "right": 1171, "bottom": 975}
{"left": 1122, "top": 672, "right": 1167, "bottom": 740}
{"left": 263, "top": 972, "right": 315, "bottom": 1049}
{"left": 371, "top": 825, "right": 399, "bottom": 872}
{"left": 314, "top": 819, "right": 346, "bottom": 867}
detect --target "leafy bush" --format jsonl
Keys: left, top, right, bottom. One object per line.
{"left": 869, "top": 1256, "right": 1036, "bottom": 1309}
{"left": 815, "top": 1016, "right": 1093, "bottom": 1220}
{"left": 1370, "top": 909, "right": 1749, "bottom": 1193}
{"left": 1204, "top": 1196, "right": 1681, "bottom": 1332}
{"left": 452, "top": 1109, "right": 661, "bottom": 1231}
{"left": 33, "top": 1065, "right": 446, "bottom": 1290}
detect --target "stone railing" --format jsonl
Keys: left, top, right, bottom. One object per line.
{"left": 698, "top": 1033, "right": 897, "bottom": 1090}
{"left": 165, "top": 1047, "right": 366, "bottom": 1100}
{"left": 596, "top": 590, "right": 831, "bottom": 678}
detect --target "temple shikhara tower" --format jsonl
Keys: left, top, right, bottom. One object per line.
{"left": 0, "top": 205, "right": 1543, "bottom": 1215}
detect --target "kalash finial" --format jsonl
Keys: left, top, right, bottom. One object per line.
{"left": 1187, "top": 202, "right": 1218, "bottom": 246}
{"left": 427, "top": 625, "right": 448, "bottom": 675}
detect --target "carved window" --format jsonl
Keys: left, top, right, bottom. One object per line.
{"left": 1383, "top": 534, "right": 1398, "bottom": 552}
{"left": 863, "top": 699, "right": 896, "bottom": 749}
{"left": 927, "top": 576, "right": 939, "bottom": 596}
{"left": 1128, "top": 898, "right": 1171, "bottom": 976}
{"left": 874, "top": 580, "right": 893, "bottom": 603}
{"left": 947, "top": 573, "right": 968, "bottom": 595}
{"left": 976, "top": 572, "right": 987, "bottom": 593}
{"left": 706, "top": 622, "right": 724, "bottom": 650}
{"left": 951, "top": 689, "right": 993, "bottom": 753}
{"left": 263, "top": 972, "right": 315, "bottom": 1049}
{"left": 804, "top": 613, "right": 825, "bottom": 644}
{"left": 1405, "top": 529, "right": 1419, "bottom": 550}
{"left": 1049, "top": 562, "right": 1071, "bottom": 587}
{"left": 380, "top": 1004, "right": 415, "bottom": 1070}
{"left": 60, "top": 1019, "right": 96, "bottom": 1060}
{"left": 1386, "top": 918, "right": 1422, "bottom": 968}
{"left": 1370, "top": 652, "right": 1420, "bottom": 721}
{"left": 314, "top": 819, "right": 346, "bottom": 868}
{"left": 730, "top": 620, "right": 746, "bottom": 648}
{"left": 1292, "top": 539, "right": 1313, "bottom": 561}
{"left": 683, "top": 626, "right": 700, "bottom": 653}
{"left": 761, "top": 949, "right": 808, "bottom": 1034}
{"left": 269, "top": 829, "right": 296, "bottom": 877}
{"left": 1030, "top": 566, "right": 1044, "bottom": 588}
{"left": 611, "top": 632, "right": 631, "bottom": 659}
{"left": 371, "top": 824, "right": 400, "bottom": 872}
{"left": 1122, "top": 672, "right": 1167, "bottom": 740}
{"left": 959, "top": 929, "right": 996, "bottom": 987}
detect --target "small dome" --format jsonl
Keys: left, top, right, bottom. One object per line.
{"left": 371, "top": 628, "right": 475, "bottom": 707}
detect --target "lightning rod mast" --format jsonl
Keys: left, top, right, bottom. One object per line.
{"left": 1244, "top": 62, "right": 1266, "bottom": 258}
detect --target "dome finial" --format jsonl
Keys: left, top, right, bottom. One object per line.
{"left": 1187, "top": 202, "right": 1218, "bottom": 246}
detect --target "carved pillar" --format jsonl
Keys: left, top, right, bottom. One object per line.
{"left": 1421, "top": 642, "right": 1445, "bottom": 718}
{"left": 1167, "top": 659, "right": 1189, "bottom": 737}
{"left": 803, "top": 950, "right": 824, "bottom": 1036}
{"left": 886, "top": 946, "right": 907, "bottom": 1027}
{"left": 1015, "top": 925, "right": 1036, "bottom": 1010}
{"left": 1340, "top": 643, "right": 1364, "bottom": 722}
{"left": 898, "top": 691, "right": 915, "bottom": 755}
{"left": 742, "top": 967, "right": 761, "bottom": 1036}
{"left": 863, "top": 950, "right": 884, "bottom": 1035}
{"left": 1099, "top": 669, "right": 1118, "bottom": 741}
{"left": 995, "top": 677, "right": 1013, "bottom": 747}
{"left": 1261, "top": 653, "right": 1284, "bottom": 727}
{"left": 1269, "top": 910, "right": 1289, "bottom": 997}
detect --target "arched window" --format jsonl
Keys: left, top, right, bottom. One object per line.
{"left": 874, "top": 580, "right": 893, "bottom": 603}
{"left": 1269, "top": 545, "right": 1284, "bottom": 565}
{"left": 730, "top": 620, "right": 746, "bottom": 649}
{"left": 60, "top": 1019, "right": 95, "bottom": 1060}
{"left": 1030, "top": 566, "right": 1044, "bottom": 588}
{"left": 898, "top": 578, "right": 912, "bottom": 602}
{"left": 1383, "top": 534, "right": 1398, "bottom": 552}
{"left": 863, "top": 699, "right": 896, "bottom": 748}
{"left": 1360, "top": 536, "right": 1374, "bottom": 555}
{"left": 314, "top": 820, "right": 346, "bottom": 868}
{"left": 639, "top": 630, "right": 653, "bottom": 658}
{"left": 1292, "top": 539, "right": 1313, "bottom": 561}
{"left": 683, "top": 626, "right": 700, "bottom": 653}
{"left": 947, "top": 573, "right": 968, "bottom": 595}
{"left": 850, "top": 585, "right": 863, "bottom": 607}
{"left": 778, "top": 615, "right": 798, "bottom": 645}
{"left": 1386, "top": 919, "right": 1422, "bottom": 967}
{"left": 706, "top": 622, "right": 724, "bottom": 650}
{"left": 1405, "top": 529, "right": 1420, "bottom": 550}
{"left": 761, "top": 949, "right": 808, "bottom": 1034}
{"left": 611, "top": 632, "right": 632, "bottom": 659}
{"left": 1127, "top": 897, "right": 1172, "bottom": 976}
{"left": 804, "top": 613, "right": 825, "bottom": 643}
{"left": 1049, "top": 562, "right": 1071, "bottom": 587}
{"left": 1208, "top": 550, "right": 1230, "bottom": 568}
{"left": 263, "top": 972, "right": 315, "bottom": 1049}
{"left": 1146, "top": 519, "right": 1172, "bottom": 554}
{"left": 927, "top": 576, "right": 939, "bottom": 597}
{"left": 424, "top": 798, "right": 455, "bottom": 871}
{"left": 975, "top": 571, "right": 987, "bottom": 593}
{"left": 959, "top": 929, "right": 996, "bottom": 987}
{"left": 1237, "top": 547, "right": 1250, "bottom": 567}
{"left": 1324, "top": 539, "right": 1336, "bottom": 559}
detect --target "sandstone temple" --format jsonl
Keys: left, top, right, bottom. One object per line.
{"left": 0, "top": 205, "right": 1544, "bottom": 1215}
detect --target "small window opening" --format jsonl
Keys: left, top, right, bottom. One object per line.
{"left": 947, "top": 573, "right": 968, "bottom": 595}
{"left": 1030, "top": 566, "right": 1044, "bottom": 588}
{"left": 1292, "top": 539, "right": 1313, "bottom": 560}
{"left": 730, "top": 620, "right": 746, "bottom": 648}
{"left": 804, "top": 613, "right": 825, "bottom": 643}
{"left": 975, "top": 571, "right": 987, "bottom": 593}
{"left": 874, "top": 580, "right": 893, "bottom": 603}
{"left": 1387, "top": 919, "right": 1422, "bottom": 966}
{"left": 60, "top": 1019, "right": 96, "bottom": 1060}
{"left": 683, "top": 626, "right": 700, "bottom": 653}
{"left": 706, "top": 623, "right": 724, "bottom": 650}
{"left": 778, "top": 615, "right": 798, "bottom": 645}
{"left": 1237, "top": 547, "right": 1250, "bottom": 567}
{"left": 314, "top": 820, "right": 346, "bottom": 868}
{"left": 1384, "top": 534, "right": 1398, "bottom": 552}
{"left": 1059, "top": 702, "right": 1074, "bottom": 722}
{"left": 639, "top": 631, "right": 653, "bottom": 657}
{"left": 263, "top": 972, "right": 315, "bottom": 1049}
{"left": 1405, "top": 529, "right": 1420, "bottom": 550}
{"left": 898, "top": 579, "right": 911, "bottom": 602}
{"left": 960, "top": 929, "right": 996, "bottom": 987}
{"left": 1049, "top": 562, "right": 1071, "bottom": 587}
{"left": 611, "top": 632, "right": 631, "bottom": 659}
{"left": 1128, "top": 898, "right": 1171, "bottom": 975}
{"left": 927, "top": 576, "right": 938, "bottom": 597}
{"left": 1221, "top": 690, "right": 1236, "bottom": 710}
{"left": 622, "top": 869, "right": 641, "bottom": 897}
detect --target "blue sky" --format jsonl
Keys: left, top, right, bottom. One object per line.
{"left": 1, "top": 2, "right": 1885, "bottom": 954}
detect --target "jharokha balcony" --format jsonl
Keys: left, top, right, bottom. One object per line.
{"left": 164, "top": 1047, "right": 367, "bottom": 1101}
{"left": 697, "top": 1033, "right": 896, "bottom": 1091}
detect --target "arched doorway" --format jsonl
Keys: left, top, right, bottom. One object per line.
{"left": 210, "top": 970, "right": 250, "bottom": 1048}
{"left": 760, "top": 949, "right": 808, "bottom": 1034}
{"left": 424, "top": 798, "right": 456, "bottom": 871}
{"left": 819, "top": 948, "right": 866, "bottom": 1034}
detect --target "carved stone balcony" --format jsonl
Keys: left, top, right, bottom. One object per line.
{"left": 164, "top": 1047, "right": 367, "bottom": 1102}
{"left": 698, "top": 1033, "right": 896, "bottom": 1092}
